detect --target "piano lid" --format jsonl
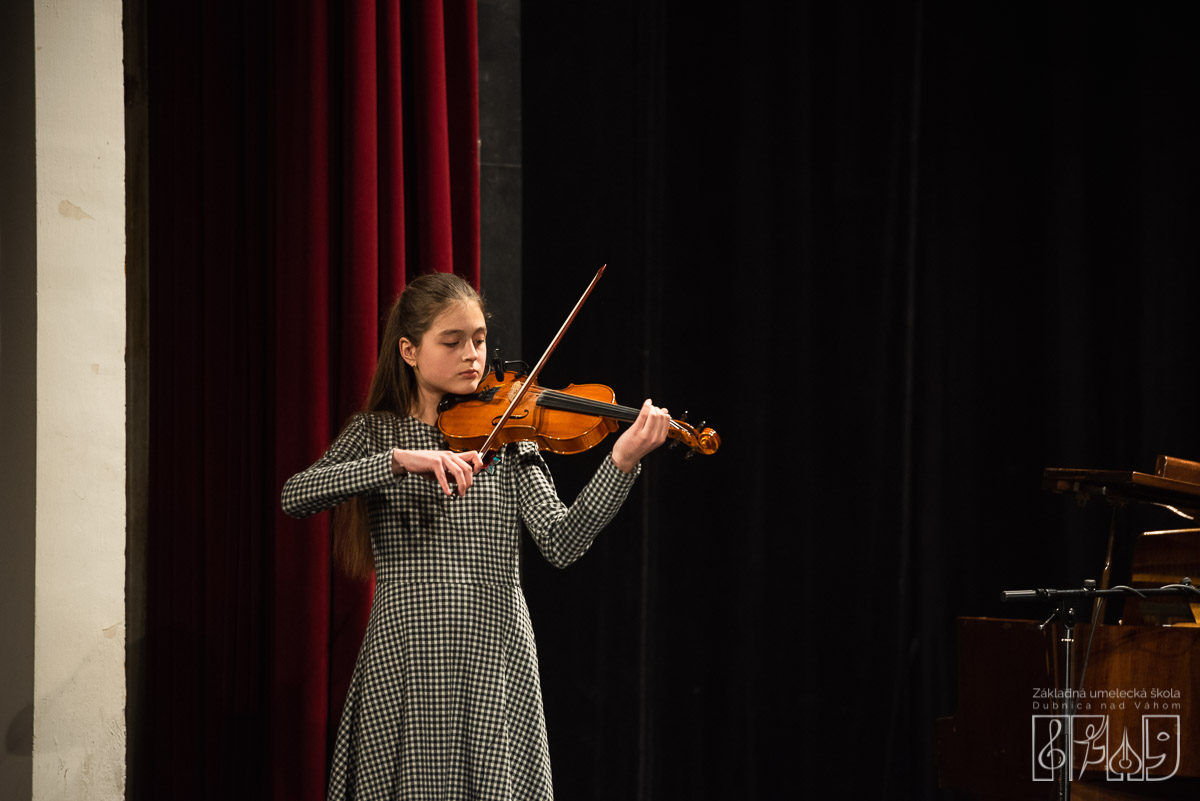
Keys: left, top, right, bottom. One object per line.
{"left": 1043, "top": 454, "right": 1200, "bottom": 515}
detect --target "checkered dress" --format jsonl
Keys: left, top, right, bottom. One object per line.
{"left": 281, "top": 413, "right": 640, "bottom": 800}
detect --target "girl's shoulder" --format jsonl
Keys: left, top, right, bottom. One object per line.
{"left": 334, "top": 411, "right": 401, "bottom": 447}
{"left": 346, "top": 410, "right": 396, "bottom": 428}
{"left": 351, "top": 410, "right": 446, "bottom": 450}
{"left": 339, "top": 410, "right": 390, "bottom": 437}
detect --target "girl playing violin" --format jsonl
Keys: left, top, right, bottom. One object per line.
{"left": 281, "top": 272, "right": 670, "bottom": 800}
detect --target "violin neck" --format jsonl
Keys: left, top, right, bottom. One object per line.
{"left": 534, "top": 386, "right": 720, "bottom": 456}
{"left": 536, "top": 389, "right": 692, "bottom": 436}
{"left": 536, "top": 389, "right": 641, "bottom": 422}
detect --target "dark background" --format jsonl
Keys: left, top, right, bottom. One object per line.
{"left": 517, "top": 1, "right": 1199, "bottom": 798}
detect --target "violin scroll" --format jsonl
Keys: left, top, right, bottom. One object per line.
{"left": 667, "top": 419, "right": 721, "bottom": 456}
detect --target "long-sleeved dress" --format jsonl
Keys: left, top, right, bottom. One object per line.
{"left": 280, "top": 412, "right": 639, "bottom": 801}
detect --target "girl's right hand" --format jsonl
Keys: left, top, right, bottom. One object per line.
{"left": 392, "top": 448, "right": 486, "bottom": 496}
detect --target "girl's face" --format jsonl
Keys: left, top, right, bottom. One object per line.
{"left": 400, "top": 301, "right": 487, "bottom": 404}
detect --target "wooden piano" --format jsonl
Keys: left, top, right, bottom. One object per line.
{"left": 935, "top": 455, "right": 1200, "bottom": 800}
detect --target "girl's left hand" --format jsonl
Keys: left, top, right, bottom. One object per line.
{"left": 611, "top": 399, "right": 671, "bottom": 473}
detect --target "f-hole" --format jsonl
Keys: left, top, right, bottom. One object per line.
{"left": 493, "top": 409, "right": 529, "bottom": 426}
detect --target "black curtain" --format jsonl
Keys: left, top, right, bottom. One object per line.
{"left": 520, "top": 2, "right": 1200, "bottom": 799}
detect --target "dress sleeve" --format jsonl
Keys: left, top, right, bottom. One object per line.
{"left": 280, "top": 415, "right": 401, "bottom": 519}
{"left": 514, "top": 442, "right": 641, "bottom": 568}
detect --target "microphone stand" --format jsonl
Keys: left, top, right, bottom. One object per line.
{"left": 1001, "top": 578, "right": 1200, "bottom": 801}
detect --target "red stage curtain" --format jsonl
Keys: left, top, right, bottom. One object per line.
{"left": 146, "top": 2, "right": 478, "bottom": 799}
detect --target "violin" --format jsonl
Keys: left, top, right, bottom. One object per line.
{"left": 437, "top": 370, "right": 721, "bottom": 458}
{"left": 435, "top": 264, "right": 720, "bottom": 463}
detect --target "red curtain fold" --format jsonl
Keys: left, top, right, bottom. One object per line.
{"left": 443, "top": 0, "right": 480, "bottom": 279}
{"left": 270, "top": 0, "right": 334, "bottom": 797}
{"left": 379, "top": 0, "right": 408, "bottom": 302}
{"left": 148, "top": 2, "right": 478, "bottom": 800}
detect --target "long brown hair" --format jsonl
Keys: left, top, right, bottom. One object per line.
{"left": 333, "top": 273, "right": 485, "bottom": 580}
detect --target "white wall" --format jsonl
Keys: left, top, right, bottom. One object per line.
{"left": 21, "top": 1, "right": 126, "bottom": 798}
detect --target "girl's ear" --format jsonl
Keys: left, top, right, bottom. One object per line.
{"left": 398, "top": 337, "right": 417, "bottom": 367}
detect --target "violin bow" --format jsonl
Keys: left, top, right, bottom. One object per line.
{"left": 476, "top": 264, "right": 606, "bottom": 458}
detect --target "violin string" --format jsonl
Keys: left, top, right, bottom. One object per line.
{"left": 536, "top": 389, "right": 637, "bottom": 418}
{"left": 535, "top": 388, "right": 687, "bottom": 432}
